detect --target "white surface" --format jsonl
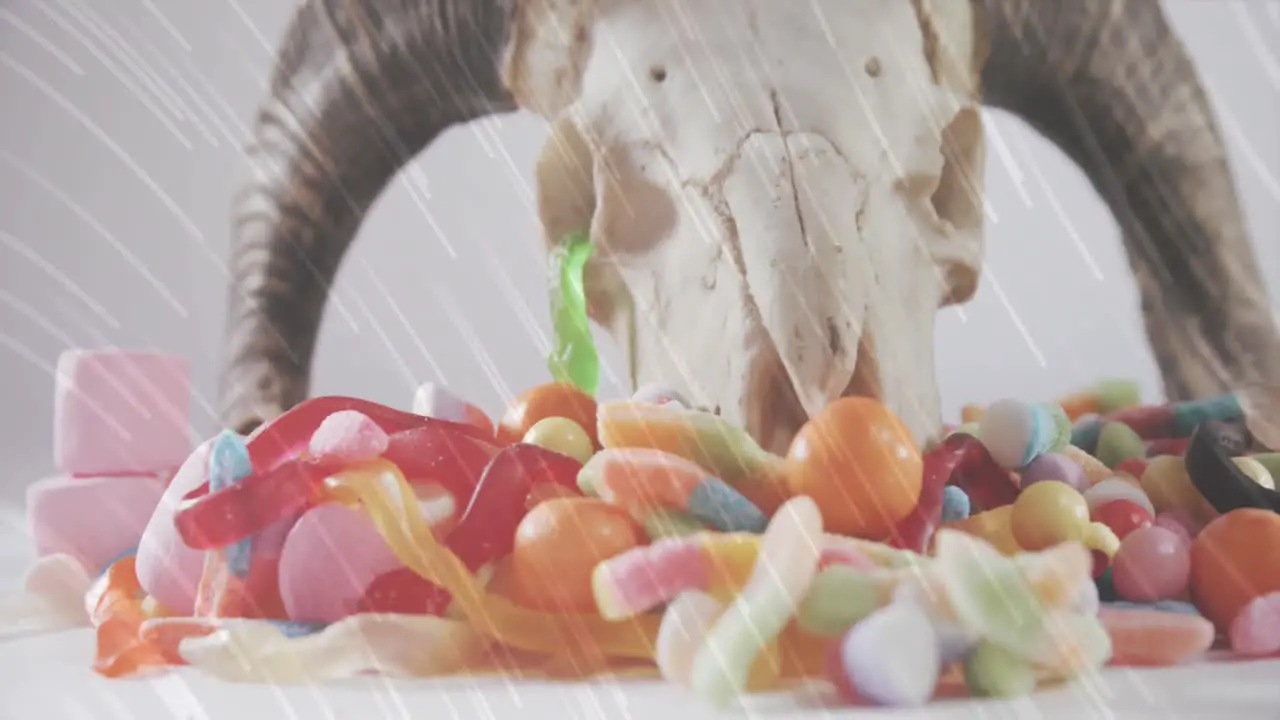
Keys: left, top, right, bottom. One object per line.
{"left": 1, "top": 628, "right": 1279, "bottom": 719}
{"left": 0, "top": 1, "right": 1278, "bottom": 505}
{"left": 0, "top": 525, "right": 1278, "bottom": 719}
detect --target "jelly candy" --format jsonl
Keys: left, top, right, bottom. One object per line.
{"left": 939, "top": 434, "right": 1019, "bottom": 512}
{"left": 592, "top": 533, "right": 760, "bottom": 620}
{"left": 631, "top": 383, "right": 691, "bottom": 409}
{"left": 547, "top": 231, "right": 598, "bottom": 395}
{"left": 795, "top": 565, "right": 883, "bottom": 636}
{"left": 193, "top": 431, "right": 256, "bottom": 618}
{"left": 656, "top": 591, "right": 724, "bottom": 687}
{"left": 381, "top": 422, "right": 501, "bottom": 499}
{"left": 888, "top": 434, "right": 980, "bottom": 552}
{"left": 963, "top": 641, "right": 1036, "bottom": 698}
{"left": 89, "top": 556, "right": 167, "bottom": 677}
{"left": 580, "top": 448, "right": 767, "bottom": 533}
{"left": 1099, "top": 606, "right": 1214, "bottom": 666}
{"left": 688, "top": 497, "right": 823, "bottom": 706}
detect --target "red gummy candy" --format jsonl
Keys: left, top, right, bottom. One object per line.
{"left": 889, "top": 434, "right": 973, "bottom": 552}
{"left": 945, "top": 436, "right": 1019, "bottom": 512}
{"left": 174, "top": 456, "right": 348, "bottom": 550}
{"left": 1115, "top": 457, "right": 1150, "bottom": 480}
{"left": 355, "top": 567, "right": 452, "bottom": 616}
{"left": 445, "top": 443, "right": 583, "bottom": 571}
{"left": 247, "top": 396, "right": 492, "bottom": 472}
{"left": 1104, "top": 405, "right": 1175, "bottom": 441}
{"left": 382, "top": 424, "right": 499, "bottom": 500}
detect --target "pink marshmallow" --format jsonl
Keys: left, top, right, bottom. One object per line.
{"left": 54, "top": 349, "right": 191, "bottom": 475}
{"left": 27, "top": 473, "right": 165, "bottom": 575}
{"left": 308, "top": 410, "right": 389, "bottom": 463}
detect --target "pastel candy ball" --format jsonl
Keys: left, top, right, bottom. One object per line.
{"left": 1111, "top": 526, "right": 1191, "bottom": 603}
{"left": 1011, "top": 481, "right": 1089, "bottom": 551}
{"left": 1140, "top": 456, "right": 1218, "bottom": 527}
{"left": 836, "top": 603, "right": 940, "bottom": 707}
{"left": 522, "top": 416, "right": 594, "bottom": 463}
{"left": 1084, "top": 476, "right": 1155, "bottom": 517}
{"left": 963, "top": 641, "right": 1037, "bottom": 698}
{"left": 308, "top": 410, "right": 389, "bottom": 463}
{"left": 1228, "top": 592, "right": 1280, "bottom": 657}
{"left": 977, "top": 400, "right": 1035, "bottom": 469}
{"left": 1190, "top": 508, "right": 1280, "bottom": 632}
{"left": 1019, "top": 452, "right": 1086, "bottom": 491}
{"left": 1231, "top": 456, "right": 1276, "bottom": 491}
{"left": 1152, "top": 512, "right": 1195, "bottom": 544}
{"left": 1095, "top": 421, "right": 1146, "bottom": 469}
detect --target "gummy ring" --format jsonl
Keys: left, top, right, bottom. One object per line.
{"left": 1186, "top": 420, "right": 1280, "bottom": 515}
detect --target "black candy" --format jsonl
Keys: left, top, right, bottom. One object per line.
{"left": 1185, "top": 420, "right": 1280, "bottom": 515}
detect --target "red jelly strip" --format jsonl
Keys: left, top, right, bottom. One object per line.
{"left": 174, "top": 456, "right": 347, "bottom": 550}
{"left": 1103, "top": 405, "right": 1176, "bottom": 441}
{"left": 246, "top": 396, "right": 492, "bottom": 471}
{"left": 1145, "top": 437, "right": 1190, "bottom": 457}
{"left": 945, "top": 436, "right": 1019, "bottom": 512}
{"left": 354, "top": 567, "right": 453, "bottom": 616}
{"left": 381, "top": 424, "right": 500, "bottom": 500}
{"left": 1115, "top": 457, "right": 1150, "bottom": 480}
{"left": 445, "top": 443, "right": 583, "bottom": 572}
{"left": 889, "top": 434, "right": 977, "bottom": 552}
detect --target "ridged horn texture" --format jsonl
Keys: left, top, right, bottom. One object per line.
{"left": 980, "top": 0, "right": 1280, "bottom": 406}
{"left": 219, "top": 0, "right": 515, "bottom": 434}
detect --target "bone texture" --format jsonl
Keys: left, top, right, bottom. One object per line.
{"left": 220, "top": 0, "right": 1280, "bottom": 452}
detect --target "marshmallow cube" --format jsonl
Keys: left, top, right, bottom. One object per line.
{"left": 54, "top": 349, "right": 191, "bottom": 475}
{"left": 27, "top": 474, "right": 166, "bottom": 575}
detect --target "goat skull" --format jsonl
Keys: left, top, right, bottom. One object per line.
{"left": 217, "top": 0, "right": 1280, "bottom": 455}
{"left": 524, "top": 0, "right": 984, "bottom": 451}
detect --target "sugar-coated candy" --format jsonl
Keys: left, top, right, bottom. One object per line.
{"left": 631, "top": 383, "right": 690, "bottom": 409}
{"left": 1228, "top": 592, "right": 1280, "bottom": 657}
{"left": 963, "top": 641, "right": 1037, "bottom": 698}
{"left": 592, "top": 533, "right": 760, "bottom": 620}
{"left": 1111, "top": 526, "right": 1190, "bottom": 603}
{"left": 889, "top": 435, "right": 994, "bottom": 553}
{"left": 90, "top": 555, "right": 169, "bottom": 676}
{"left": 655, "top": 591, "right": 724, "bottom": 687}
{"left": 796, "top": 565, "right": 884, "bottom": 636}
{"left": 835, "top": 603, "right": 940, "bottom": 707}
{"left": 1098, "top": 606, "right": 1214, "bottom": 667}
{"left": 206, "top": 431, "right": 255, "bottom": 579}
{"left": 54, "top": 349, "right": 191, "bottom": 475}
{"left": 640, "top": 510, "right": 706, "bottom": 539}
{"left": 1232, "top": 456, "right": 1276, "bottom": 490}
{"left": 1084, "top": 476, "right": 1155, "bottom": 517}
{"left": 1019, "top": 451, "right": 1086, "bottom": 491}
{"left": 786, "top": 397, "right": 921, "bottom": 539}
{"left": 1091, "top": 499, "right": 1153, "bottom": 540}
{"left": 1189, "top": 508, "right": 1280, "bottom": 632}
{"left": 193, "top": 431, "right": 258, "bottom": 619}
{"left": 689, "top": 497, "right": 823, "bottom": 707}
{"left": 1172, "top": 393, "right": 1243, "bottom": 436}
{"left": 27, "top": 474, "right": 164, "bottom": 576}
{"left": 1186, "top": 421, "right": 1280, "bottom": 514}
{"left": 580, "top": 448, "right": 767, "bottom": 533}
{"left": 522, "top": 416, "right": 594, "bottom": 463}
{"left": 511, "top": 498, "right": 642, "bottom": 613}
{"left": 307, "top": 410, "right": 389, "bottom": 463}
{"left": 598, "top": 401, "right": 790, "bottom": 515}
{"left": 940, "top": 486, "right": 970, "bottom": 523}
{"left": 934, "top": 435, "right": 1018, "bottom": 513}
{"left": 1011, "top": 481, "right": 1089, "bottom": 551}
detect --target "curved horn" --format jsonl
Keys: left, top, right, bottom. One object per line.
{"left": 220, "top": 0, "right": 516, "bottom": 434}
{"left": 980, "top": 0, "right": 1280, "bottom": 406}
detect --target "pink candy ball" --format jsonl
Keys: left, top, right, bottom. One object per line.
{"left": 1111, "top": 526, "right": 1191, "bottom": 603}
{"left": 1152, "top": 512, "right": 1194, "bottom": 545}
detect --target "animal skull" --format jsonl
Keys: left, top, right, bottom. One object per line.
{"left": 519, "top": 0, "right": 986, "bottom": 451}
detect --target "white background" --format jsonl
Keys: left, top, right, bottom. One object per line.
{"left": 0, "top": 0, "right": 1277, "bottom": 506}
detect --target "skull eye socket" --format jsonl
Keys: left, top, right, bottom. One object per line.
{"left": 649, "top": 65, "right": 667, "bottom": 83}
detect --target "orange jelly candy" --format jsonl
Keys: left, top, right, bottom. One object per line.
{"left": 497, "top": 382, "right": 599, "bottom": 448}
{"left": 785, "top": 397, "right": 923, "bottom": 539}
{"left": 510, "top": 497, "right": 642, "bottom": 613}
{"left": 1189, "top": 508, "right": 1280, "bottom": 632}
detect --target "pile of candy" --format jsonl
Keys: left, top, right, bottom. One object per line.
{"left": 6, "top": 363, "right": 1280, "bottom": 709}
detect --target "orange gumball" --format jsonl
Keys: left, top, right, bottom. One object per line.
{"left": 497, "top": 382, "right": 599, "bottom": 448}
{"left": 785, "top": 397, "right": 923, "bottom": 539}
{"left": 1189, "top": 508, "right": 1280, "bottom": 632}
{"left": 510, "top": 498, "right": 642, "bottom": 613}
